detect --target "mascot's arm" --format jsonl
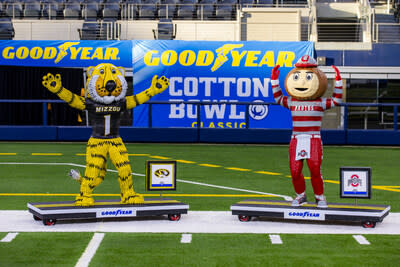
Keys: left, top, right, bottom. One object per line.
{"left": 329, "top": 65, "right": 343, "bottom": 107}
{"left": 126, "top": 75, "right": 169, "bottom": 109}
{"left": 42, "top": 73, "right": 85, "bottom": 110}
{"left": 270, "top": 65, "right": 289, "bottom": 108}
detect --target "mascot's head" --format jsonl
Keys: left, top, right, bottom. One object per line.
{"left": 284, "top": 55, "right": 328, "bottom": 100}
{"left": 86, "top": 63, "right": 128, "bottom": 104}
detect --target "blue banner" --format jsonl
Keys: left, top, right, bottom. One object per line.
{"left": 0, "top": 40, "right": 132, "bottom": 67}
{"left": 132, "top": 40, "right": 314, "bottom": 129}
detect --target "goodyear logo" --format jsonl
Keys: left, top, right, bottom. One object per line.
{"left": 154, "top": 168, "right": 170, "bottom": 178}
{"left": 1, "top": 42, "right": 119, "bottom": 64}
{"left": 284, "top": 210, "right": 325, "bottom": 221}
{"left": 98, "top": 209, "right": 135, "bottom": 218}
{"left": 143, "top": 44, "right": 295, "bottom": 72}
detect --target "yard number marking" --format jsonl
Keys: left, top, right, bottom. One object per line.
{"left": 353, "top": 235, "right": 370, "bottom": 245}
{"left": 0, "top": 232, "right": 18, "bottom": 242}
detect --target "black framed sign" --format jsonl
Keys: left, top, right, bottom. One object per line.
{"left": 340, "top": 167, "right": 371, "bottom": 199}
{"left": 146, "top": 161, "right": 177, "bottom": 191}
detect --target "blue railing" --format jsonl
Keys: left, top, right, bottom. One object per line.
{"left": 0, "top": 99, "right": 399, "bottom": 131}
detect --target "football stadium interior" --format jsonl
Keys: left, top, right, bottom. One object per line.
{"left": 1, "top": 1, "right": 400, "bottom": 266}
{"left": 0, "top": 0, "right": 400, "bottom": 145}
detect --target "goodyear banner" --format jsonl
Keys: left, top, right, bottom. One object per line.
{"left": 0, "top": 40, "right": 132, "bottom": 67}
{"left": 132, "top": 40, "right": 314, "bottom": 128}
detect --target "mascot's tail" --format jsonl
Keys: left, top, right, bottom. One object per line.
{"left": 68, "top": 169, "right": 82, "bottom": 183}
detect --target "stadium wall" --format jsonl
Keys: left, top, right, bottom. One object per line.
{"left": 1, "top": 126, "right": 400, "bottom": 145}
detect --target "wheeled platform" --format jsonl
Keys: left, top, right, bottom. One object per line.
{"left": 28, "top": 198, "right": 189, "bottom": 226}
{"left": 231, "top": 199, "right": 390, "bottom": 228}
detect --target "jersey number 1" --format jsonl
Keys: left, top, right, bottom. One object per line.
{"left": 104, "top": 115, "right": 111, "bottom": 136}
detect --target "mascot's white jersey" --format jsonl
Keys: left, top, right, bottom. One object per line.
{"left": 272, "top": 79, "right": 343, "bottom": 135}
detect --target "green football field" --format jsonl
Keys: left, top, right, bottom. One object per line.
{"left": 0, "top": 142, "right": 399, "bottom": 266}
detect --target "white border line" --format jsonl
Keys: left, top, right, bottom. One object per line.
{"left": 181, "top": 234, "right": 192, "bottom": 243}
{"left": 0, "top": 232, "right": 18, "bottom": 242}
{"left": 269, "top": 234, "right": 283, "bottom": 244}
{"left": 353, "top": 235, "right": 370, "bottom": 245}
{"left": 75, "top": 233, "right": 105, "bottom": 267}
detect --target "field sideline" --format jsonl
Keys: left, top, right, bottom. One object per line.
{"left": 0, "top": 142, "right": 399, "bottom": 266}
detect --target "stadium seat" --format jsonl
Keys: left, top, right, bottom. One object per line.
{"left": 0, "top": 17, "right": 14, "bottom": 39}
{"left": 64, "top": 2, "right": 81, "bottom": 19}
{"left": 24, "top": 1, "right": 42, "bottom": 19}
{"left": 176, "top": 0, "right": 196, "bottom": 20}
{"left": 215, "top": 0, "right": 236, "bottom": 20}
{"left": 5, "top": 2, "right": 23, "bottom": 19}
{"left": 81, "top": 2, "right": 100, "bottom": 19}
{"left": 197, "top": 0, "right": 215, "bottom": 20}
{"left": 103, "top": 2, "right": 120, "bottom": 20}
{"left": 153, "top": 18, "right": 176, "bottom": 39}
{"left": 42, "top": 0, "right": 64, "bottom": 19}
{"left": 78, "top": 18, "right": 100, "bottom": 39}
{"left": 256, "top": 0, "right": 273, "bottom": 7}
{"left": 238, "top": 0, "right": 253, "bottom": 7}
{"left": 158, "top": 0, "right": 178, "bottom": 19}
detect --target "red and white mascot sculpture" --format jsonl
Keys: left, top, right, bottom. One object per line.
{"left": 271, "top": 55, "right": 342, "bottom": 208}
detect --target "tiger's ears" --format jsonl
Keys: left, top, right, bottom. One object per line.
{"left": 117, "top": 67, "right": 125, "bottom": 77}
{"left": 87, "top": 66, "right": 95, "bottom": 78}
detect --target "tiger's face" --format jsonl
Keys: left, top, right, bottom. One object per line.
{"left": 86, "top": 63, "right": 128, "bottom": 104}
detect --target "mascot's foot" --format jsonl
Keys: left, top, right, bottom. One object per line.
{"left": 121, "top": 194, "right": 144, "bottom": 205}
{"left": 68, "top": 169, "right": 82, "bottom": 184}
{"left": 75, "top": 195, "right": 95, "bottom": 206}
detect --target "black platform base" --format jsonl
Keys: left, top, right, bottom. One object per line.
{"left": 27, "top": 198, "right": 189, "bottom": 226}
{"left": 231, "top": 199, "right": 390, "bottom": 228}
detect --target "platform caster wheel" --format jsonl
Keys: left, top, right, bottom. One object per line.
{"left": 33, "top": 215, "right": 41, "bottom": 221}
{"left": 168, "top": 214, "right": 181, "bottom": 221}
{"left": 238, "top": 215, "right": 251, "bottom": 222}
{"left": 43, "top": 219, "right": 56, "bottom": 226}
{"left": 362, "top": 221, "right": 376, "bottom": 228}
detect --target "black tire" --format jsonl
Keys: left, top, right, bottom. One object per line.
{"left": 238, "top": 215, "right": 251, "bottom": 222}
{"left": 43, "top": 219, "right": 56, "bottom": 226}
{"left": 33, "top": 215, "right": 41, "bottom": 221}
{"left": 362, "top": 221, "right": 376, "bottom": 228}
{"left": 168, "top": 214, "right": 181, "bottom": 221}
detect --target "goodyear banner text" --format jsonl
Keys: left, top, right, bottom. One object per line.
{"left": 132, "top": 40, "right": 314, "bottom": 128}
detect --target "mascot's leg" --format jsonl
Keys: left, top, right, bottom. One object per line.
{"left": 108, "top": 137, "right": 144, "bottom": 204}
{"left": 75, "top": 138, "right": 108, "bottom": 206}
{"left": 289, "top": 138, "right": 306, "bottom": 194}
{"left": 306, "top": 138, "right": 327, "bottom": 207}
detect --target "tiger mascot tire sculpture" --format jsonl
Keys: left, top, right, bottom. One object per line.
{"left": 42, "top": 63, "right": 169, "bottom": 206}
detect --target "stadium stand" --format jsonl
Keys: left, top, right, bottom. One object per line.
{"left": 197, "top": 0, "right": 216, "bottom": 20}
{"left": 158, "top": 0, "right": 179, "bottom": 19}
{"left": 24, "top": 1, "right": 42, "bottom": 19}
{"left": 152, "top": 18, "right": 176, "bottom": 39}
{"left": 78, "top": 18, "right": 101, "bottom": 39}
{"left": 63, "top": 1, "right": 82, "bottom": 19}
{"left": 176, "top": 0, "right": 197, "bottom": 20}
{"left": 0, "top": 17, "right": 14, "bottom": 39}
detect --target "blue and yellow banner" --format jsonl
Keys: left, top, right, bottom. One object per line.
{"left": 132, "top": 40, "right": 314, "bottom": 128}
{"left": 0, "top": 40, "right": 132, "bottom": 67}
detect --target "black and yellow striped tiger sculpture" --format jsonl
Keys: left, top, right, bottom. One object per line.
{"left": 42, "top": 63, "right": 169, "bottom": 206}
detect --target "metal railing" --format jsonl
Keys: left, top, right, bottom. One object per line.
{"left": 0, "top": 99, "right": 399, "bottom": 131}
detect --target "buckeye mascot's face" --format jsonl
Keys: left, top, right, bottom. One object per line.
{"left": 86, "top": 63, "right": 128, "bottom": 104}
{"left": 284, "top": 55, "right": 328, "bottom": 101}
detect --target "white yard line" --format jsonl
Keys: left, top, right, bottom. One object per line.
{"left": 269, "top": 234, "right": 283, "bottom": 244}
{"left": 353, "top": 235, "right": 370, "bottom": 245}
{"left": 180, "top": 234, "right": 192, "bottom": 243}
{"left": 75, "top": 233, "right": 105, "bottom": 267}
{"left": 0, "top": 162, "right": 291, "bottom": 200}
{"left": 0, "top": 232, "right": 18, "bottom": 242}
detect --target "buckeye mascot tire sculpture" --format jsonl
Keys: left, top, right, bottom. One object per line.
{"left": 42, "top": 63, "right": 169, "bottom": 206}
{"left": 270, "top": 55, "right": 342, "bottom": 208}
